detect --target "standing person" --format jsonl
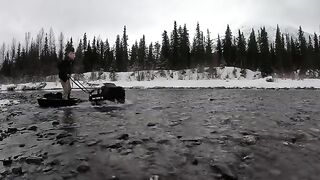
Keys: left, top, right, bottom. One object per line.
{"left": 58, "top": 46, "right": 75, "bottom": 100}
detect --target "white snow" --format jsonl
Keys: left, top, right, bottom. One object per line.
{"left": 1, "top": 67, "right": 320, "bottom": 91}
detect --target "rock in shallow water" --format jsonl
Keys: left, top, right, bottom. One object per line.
{"left": 77, "top": 162, "right": 90, "bottom": 173}
{"left": 28, "top": 125, "right": 38, "bottom": 131}
{"left": 241, "top": 135, "right": 257, "bottom": 145}
{"left": 26, "top": 156, "right": 43, "bottom": 165}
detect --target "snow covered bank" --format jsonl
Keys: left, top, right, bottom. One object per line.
{"left": 1, "top": 67, "right": 320, "bottom": 91}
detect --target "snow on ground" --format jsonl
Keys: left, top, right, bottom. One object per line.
{"left": 1, "top": 67, "right": 320, "bottom": 91}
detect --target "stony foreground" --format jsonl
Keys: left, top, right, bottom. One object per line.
{"left": 0, "top": 89, "right": 320, "bottom": 180}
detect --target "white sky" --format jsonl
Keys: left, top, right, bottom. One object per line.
{"left": 0, "top": 0, "right": 319, "bottom": 47}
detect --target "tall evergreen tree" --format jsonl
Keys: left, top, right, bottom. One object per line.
{"left": 205, "top": 29, "right": 213, "bottom": 66}
{"left": 138, "top": 35, "right": 146, "bottom": 70}
{"left": 236, "top": 30, "right": 246, "bottom": 68}
{"left": 160, "top": 31, "right": 170, "bottom": 69}
{"left": 115, "top": 35, "right": 123, "bottom": 72}
{"left": 258, "top": 27, "right": 272, "bottom": 76}
{"left": 147, "top": 43, "right": 154, "bottom": 70}
{"left": 314, "top": 33, "right": 320, "bottom": 69}
{"left": 122, "top": 26, "right": 129, "bottom": 71}
{"left": 153, "top": 41, "right": 161, "bottom": 69}
{"left": 247, "top": 29, "right": 258, "bottom": 70}
{"left": 297, "top": 26, "right": 307, "bottom": 70}
{"left": 216, "top": 34, "right": 223, "bottom": 66}
{"left": 129, "top": 41, "right": 139, "bottom": 71}
{"left": 223, "top": 25, "right": 233, "bottom": 66}
{"left": 170, "top": 21, "right": 179, "bottom": 69}
{"left": 191, "top": 22, "right": 205, "bottom": 67}
{"left": 275, "top": 25, "right": 285, "bottom": 72}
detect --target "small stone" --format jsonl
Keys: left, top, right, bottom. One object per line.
{"left": 147, "top": 122, "right": 157, "bottom": 127}
{"left": 7, "top": 127, "right": 18, "bottom": 134}
{"left": 117, "top": 133, "right": 129, "bottom": 140}
{"left": 49, "top": 159, "right": 60, "bottom": 166}
{"left": 106, "top": 142, "right": 122, "bottom": 149}
{"left": 192, "top": 159, "right": 198, "bottom": 165}
{"left": 19, "top": 144, "right": 25, "bottom": 147}
{"left": 2, "top": 158, "right": 12, "bottom": 166}
{"left": 150, "top": 175, "right": 160, "bottom": 180}
{"left": 28, "top": 125, "right": 38, "bottom": 131}
{"left": 26, "top": 157, "right": 43, "bottom": 165}
{"left": 52, "top": 121, "right": 60, "bottom": 126}
{"left": 86, "top": 140, "right": 101, "bottom": 146}
{"left": 109, "top": 175, "right": 120, "bottom": 180}
{"left": 77, "top": 162, "right": 90, "bottom": 173}
{"left": 120, "top": 149, "right": 133, "bottom": 155}
{"left": 210, "top": 162, "right": 237, "bottom": 180}
{"left": 241, "top": 135, "right": 257, "bottom": 145}
{"left": 129, "top": 140, "right": 143, "bottom": 145}
{"left": 43, "top": 166, "right": 53, "bottom": 172}
{"left": 12, "top": 167, "right": 23, "bottom": 175}
{"left": 56, "top": 132, "right": 71, "bottom": 139}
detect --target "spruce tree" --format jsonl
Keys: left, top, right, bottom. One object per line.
{"left": 205, "top": 29, "right": 213, "bottom": 66}
{"left": 160, "top": 31, "right": 170, "bottom": 69}
{"left": 297, "top": 26, "right": 307, "bottom": 70}
{"left": 314, "top": 33, "right": 320, "bottom": 69}
{"left": 147, "top": 43, "right": 154, "bottom": 70}
{"left": 247, "top": 29, "right": 258, "bottom": 70}
{"left": 258, "top": 27, "right": 272, "bottom": 76}
{"left": 122, "top": 26, "right": 128, "bottom": 71}
{"left": 275, "top": 25, "right": 284, "bottom": 72}
{"left": 236, "top": 30, "right": 246, "bottom": 68}
{"left": 115, "top": 35, "right": 123, "bottom": 72}
{"left": 223, "top": 25, "right": 233, "bottom": 66}
{"left": 170, "top": 21, "right": 179, "bottom": 69}
{"left": 138, "top": 35, "right": 146, "bottom": 70}
{"left": 216, "top": 34, "right": 223, "bottom": 66}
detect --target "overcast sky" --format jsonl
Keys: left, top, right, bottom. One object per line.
{"left": 0, "top": 0, "right": 319, "bottom": 47}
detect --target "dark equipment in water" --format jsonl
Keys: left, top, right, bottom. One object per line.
{"left": 37, "top": 77, "right": 125, "bottom": 107}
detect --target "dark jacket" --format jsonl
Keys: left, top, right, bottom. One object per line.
{"left": 58, "top": 58, "right": 73, "bottom": 82}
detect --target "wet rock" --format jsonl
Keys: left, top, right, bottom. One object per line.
{"left": 7, "top": 127, "right": 18, "bottom": 134}
{"left": 117, "top": 133, "right": 129, "bottom": 140}
{"left": 43, "top": 166, "right": 53, "bottom": 172}
{"left": 129, "top": 140, "right": 143, "bottom": 145}
{"left": 156, "top": 139, "right": 170, "bottom": 144}
{"left": 192, "top": 159, "right": 198, "bottom": 165}
{"left": 26, "top": 156, "right": 43, "bottom": 165}
{"left": 56, "top": 132, "right": 71, "bottom": 139}
{"left": 147, "top": 122, "right": 157, "bottom": 127}
{"left": 0, "top": 169, "right": 9, "bottom": 176}
{"left": 17, "top": 127, "right": 27, "bottom": 131}
{"left": 11, "top": 167, "right": 23, "bottom": 175}
{"left": 52, "top": 121, "right": 60, "bottom": 126}
{"left": 210, "top": 162, "right": 238, "bottom": 180}
{"left": 241, "top": 135, "right": 257, "bottom": 145}
{"left": 86, "top": 139, "right": 101, "bottom": 146}
{"left": 109, "top": 175, "right": 120, "bottom": 180}
{"left": 49, "top": 159, "right": 61, "bottom": 166}
{"left": 28, "top": 125, "right": 38, "bottom": 131}
{"left": 150, "top": 175, "right": 160, "bottom": 180}
{"left": 77, "top": 162, "right": 90, "bottom": 173}
{"left": 2, "top": 158, "right": 13, "bottom": 166}
{"left": 120, "top": 149, "right": 133, "bottom": 155}
{"left": 106, "top": 142, "right": 123, "bottom": 149}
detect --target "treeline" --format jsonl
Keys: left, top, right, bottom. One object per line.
{"left": 0, "top": 21, "right": 319, "bottom": 79}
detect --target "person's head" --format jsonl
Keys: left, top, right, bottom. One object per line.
{"left": 65, "top": 46, "right": 75, "bottom": 60}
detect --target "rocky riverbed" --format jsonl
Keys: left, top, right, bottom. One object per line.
{"left": 0, "top": 89, "right": 320, "bottom": 180}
